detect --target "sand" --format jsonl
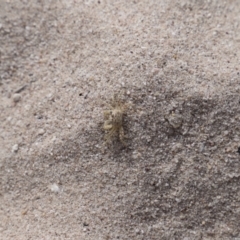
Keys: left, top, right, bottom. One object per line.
{"left": 1, "top": 0, "right": 240, "bottom": 239}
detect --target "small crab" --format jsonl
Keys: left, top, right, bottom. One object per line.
{"left": 165, "top": 112, "right": 183, "bottom": 129}
{"left": 103, "top": 94, "right": 127, "bottom": 145}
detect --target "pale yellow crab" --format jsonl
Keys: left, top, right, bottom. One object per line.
{"left": 103, "top": 94, "right": 127, "bottom": 145}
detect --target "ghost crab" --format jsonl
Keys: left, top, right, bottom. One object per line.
{"left": 103, "top": 93, "right": 128, "bottom": 145}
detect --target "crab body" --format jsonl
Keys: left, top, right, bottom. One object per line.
{"left": 103, "top": 95, "right": 126, "bottom": 145}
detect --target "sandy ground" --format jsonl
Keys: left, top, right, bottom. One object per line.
{"left": 1, "top": 0, "right": 240, "bottom": 239}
